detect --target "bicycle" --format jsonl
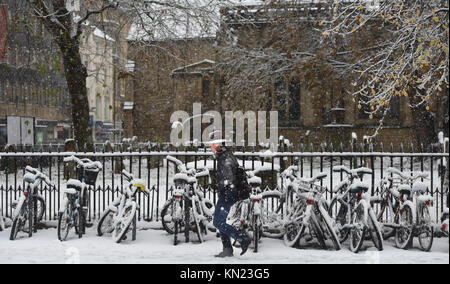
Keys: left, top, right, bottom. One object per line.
{"left": 226, "top": 170, "right": 264, "bottom": 252}
{"left": 281, "top": 170, "right": 341, "bottom": 250}
{"left": 328, "top": 165, "right": 383, "bottom": 253}
{"left": 161, "top": 156, "right": 214, "bottom": 244}
{"left": 379, "top": 167, "right": 434, "bottom": 251}
{"left": 10, "top": 166, "right": 51, "bottom": 240}
{"left": 57, "top": 156, "right": 102, "bottom": 241}
{"left": 97, "top": 170, "right": 149, "bottom": 243}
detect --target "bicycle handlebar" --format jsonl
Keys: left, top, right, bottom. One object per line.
{"left": 195, "top": 169, "right": 210, "bottom": 178}
{"left": 386, "top": 167, "right": 428, "bottom": 181}
{"left": 63, "top": 155, "right": 103, "bottom": 171}
{"left": 121, "top": 170, "right": 134, "bottom": 182}
{"left": 25, "top": 166, "right": 53, "bottom": 187}
{"left": 166, "top": 155, "right": 187, "bottom": 173}
{"left": 332, "top": 166, "right": 372, "bottom": 176}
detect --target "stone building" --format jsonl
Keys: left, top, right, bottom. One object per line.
{"left": 0, "top": 0, "right": 134, "bottom": 145}
{"left": 77, "top": 0, "right": 133, "bottom": 143}
{"left": 123, "top": 2, "right": 446, "bottom": 150}
{"left": 0, "top": 0, "right": 72, "bottom": 146}
{"left": 125, "top": 38, "right": 217, "bottom": 142}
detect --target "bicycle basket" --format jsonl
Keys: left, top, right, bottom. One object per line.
{"left": 76, "top": 167, "right": 99, "bottom": 186}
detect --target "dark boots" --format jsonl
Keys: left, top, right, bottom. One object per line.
{"left": 215, "top": 247, "right": 234, "bottom": 258}
{"left": 240, "top": 237, "right": 251, "bottom": 256}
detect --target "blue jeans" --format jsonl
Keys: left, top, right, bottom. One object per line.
{"left": 213, "top": 191, "right": 244, "bottom": 249}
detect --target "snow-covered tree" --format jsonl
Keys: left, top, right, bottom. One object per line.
{"left": 16, "top": 0, "right": 236, "bottom": 148}
{"left": 321, "top": 0, "right": 449, "bottom": 143}
{"left": 216, "top": 1, "right": 349, "bottom": 121}
{"left": 19, "top": 0, "right": 119, "bottom": 149}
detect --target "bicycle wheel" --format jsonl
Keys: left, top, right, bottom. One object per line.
{"left": 395, "top": 202, "right": 414, "bottom": 250}
{"left": 36, "top": 196, "right": 46, "bottom": 222}
{"left": 376, "top": 196, "right": 396, "bottom": 240}
{"left": 58, "top": 204, "right": 72, "bottom": 242}
{"left": 191, "top": 198, "right": 204, "bottom": 243}
{"left": 0, "top": 212, "right": 4, "bottom": 232}
{"left": 261, "top": 193, "right": 284, "bottom": 238}
{"left": 318, "top": 205, "right": 341, "bottom": 251}
{"left": 131, "top": 214, "right": 137, "bottom": 241}
{"left": 368, "top": 209, "right": 384, "bottom": 251}
{"left": 97, "top": 209, "right": 115, "bottom": 237}
{"left": 418, "top": 205, "right": 434, "bottom": 252}
{"left": 28, "top": 198, "right": 34, "bottom": 237}
{"left": 10, "top": 201, "right": 28, "bottom": 241}
{"left": 174, "top": 220, "right": 180, "bottom": 246}
{"left": 310, "top": 212, "right": 327, "bottom": 250}
{"left": 78, "top": 207, "right": 85, "bottom": 239}
{"left": 252, "top": 215, "right": 262, "bottom": 252}
{"left": 112, "top": 204, "right": 136, "bottom": 244}
{"left": 328, "top": 197, "right": 349, "bottom": 243}
{"left": 349, "top": 201, "right": 368, "bottom": 253}
{"left": 161, "top": 199, "right": 177, "bottom": 234}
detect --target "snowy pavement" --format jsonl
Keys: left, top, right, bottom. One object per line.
{"left": 0, "top": 224, "right": 448, "bottom": 264}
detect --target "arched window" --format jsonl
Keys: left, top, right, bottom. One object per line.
{"left": 271, "top": 77, "right": 301, "bottom": 127}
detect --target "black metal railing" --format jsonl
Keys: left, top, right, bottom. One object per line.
{"left": 1, "top": 143, "right": 448, "bottom": 223}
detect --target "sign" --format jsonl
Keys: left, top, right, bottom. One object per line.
{"left": 0, "top": 5, "right": 8, "bottom": 63}
{"left": 56, "top": 125, "right": 64, "bottom": 133}
{"left": 7, "top": 116, "right": 35, "bottom": 145}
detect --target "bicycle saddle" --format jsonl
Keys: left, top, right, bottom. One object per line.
{"left": 187, "top": 177, "right": 197, "bottom": 185}
{"left": 349, "top": 181, "right": 370, "bottom": 194}
{"left": 397, "top": 184, "right": 412, "bottom": 195}
{"left": 66, "top": 179, "right": 83, "bottom": 191}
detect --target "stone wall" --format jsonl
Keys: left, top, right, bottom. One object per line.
{"left": 127, "top": 38, "right": 216, "bottom": 142}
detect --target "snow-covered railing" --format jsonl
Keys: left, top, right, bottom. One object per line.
{"left": 1, "top": 148, "right": 448, "bottom": 224}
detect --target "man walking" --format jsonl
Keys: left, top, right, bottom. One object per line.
{"left": 210, "top": 132, "right": 251, "bottom": 257}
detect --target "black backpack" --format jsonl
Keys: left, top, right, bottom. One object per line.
{"left": 235, "top": 167, "right": 251, "bottom": 200}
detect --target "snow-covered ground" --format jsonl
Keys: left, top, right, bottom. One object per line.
{"left": 0, "top": 223, "right": 448, "bottom": 264}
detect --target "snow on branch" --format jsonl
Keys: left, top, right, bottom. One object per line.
{"left": 320, "top": 0, "right": 449, "bottom": 122}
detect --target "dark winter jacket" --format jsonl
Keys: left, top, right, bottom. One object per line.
{"left": 215, "top": 147, "right": 239, "bottom": 194}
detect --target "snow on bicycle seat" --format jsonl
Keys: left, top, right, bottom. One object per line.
{"left": 248, "top": 176, "right": 262, "bottom": 186}
{"left": 301, "top": 172, "right": 327, "bottom": 183}
{"left": 187, "top": 177, "right": 197, "bottom": 184}
{"left": 397, "top": 184, "right": 412, "bottom": 195}
{"left": 349, "top": 181, "right": 370, "bottom": 193}
{"left": 66, "top": 179, "right": 83, "bottom": 191}
{"left": 23, "top": 173, "right": 36, "bottom": 184}
{"left": 386, "top": 167, "right": 428, "bottom": 180}
{"left": 412, "top": 181, "right": 428, "bottom": 193}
